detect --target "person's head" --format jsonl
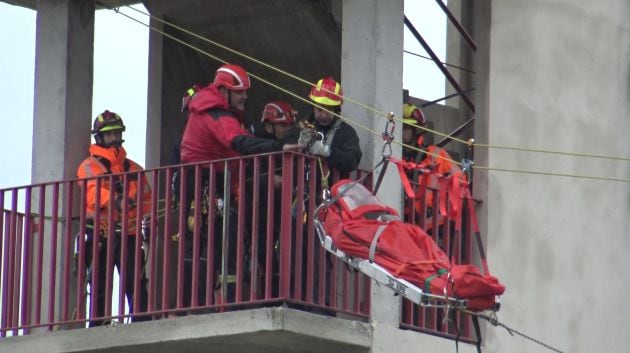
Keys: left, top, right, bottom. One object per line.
{"left": 213, "top": 63, "right": 251, "bottom": 111}
{"left": 261, "top": 101, "right": 297, "bottom": 140}
{"left": 402, "top": 103, "right": 426, "bottom": 145}
{"left": 309, "top": 76, "right": 343, "bottom": 127}
{"left": 92, "top": 110, "right": 126, "bottom": 148}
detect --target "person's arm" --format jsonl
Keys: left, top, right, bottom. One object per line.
{"left": 231, "top": 134, "right": 284, "bottom": 155}
{"left": 77, "top": 158, "right": 111, "bottom": 210}
{"left": 214, "top": 114, "right": 283, "bottom": 155}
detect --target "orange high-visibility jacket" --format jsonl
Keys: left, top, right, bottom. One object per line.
{"left": 405, "top": 146, "right": 466, "bottom": 224}
{"left": 77, "top": 144, "right": 151, "bottom": 234}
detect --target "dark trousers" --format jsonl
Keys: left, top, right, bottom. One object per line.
{"left": 85, "top": 232, "right": 149, "bottom": 326}
{"left": 182, "top": 207, "right": 240, "bottom": 309}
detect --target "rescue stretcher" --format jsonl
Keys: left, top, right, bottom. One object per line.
{"left": 314, "top": 223, "right": 469, "bottom": 309}
{"left": 313, "top": 179, "right": 503, "bottom": 312}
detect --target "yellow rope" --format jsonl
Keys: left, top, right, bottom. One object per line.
{"left": 317, "top": 157, "right": 331, "bottom": 190}
{"left": 473, "top": 142, "right": 630, "bottom": 162}
{"left": 473, "top": 165, "right": 630, "bottom": 183}
{"left": 402, "top": 120, "right": 630, "bottom": 163}
{"left": 124, "top": 5, "right": 391, "bottom": 121}
{"left": 110, "top": 6, "right": 630, "bottom": 183}
{"left": 113, "top": 7, "right": 379, "bottom": 143}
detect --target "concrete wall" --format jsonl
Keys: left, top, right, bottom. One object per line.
{"left": 472, "top": 1, "right": 630, "bottom": 352}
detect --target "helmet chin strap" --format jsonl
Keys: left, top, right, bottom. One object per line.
{"left": 109, "top": 139, "right": 125, "bottom": 148}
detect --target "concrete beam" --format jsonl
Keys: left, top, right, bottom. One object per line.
{"left": 0, "top": 307, "right": 371, "bottom": 353}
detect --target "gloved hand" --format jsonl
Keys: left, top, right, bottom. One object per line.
{"left": 308, "top": 140, "right": 330, "bottom": 157}
{"left": 298, "top": 128, "right": 315, "bottom": 146}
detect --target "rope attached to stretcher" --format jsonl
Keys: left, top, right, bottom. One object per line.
{"left": 458, "top": 309, "right": 566, "bottom": 353}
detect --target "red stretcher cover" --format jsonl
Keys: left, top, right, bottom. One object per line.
{"left": 321, "top": 179, "right": 505, "bottom": 311}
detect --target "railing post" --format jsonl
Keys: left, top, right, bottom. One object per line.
{"left": 278, "top": 153, "right": 294, "bottom": 299}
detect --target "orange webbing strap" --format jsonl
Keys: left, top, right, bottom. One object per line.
{"left": 438, "top": 177, "right": 448, "bottom": 217}
{"left": 452, "top": 174, "right": 467, "bottom": 232}
{"left": 389, "top": 157, "right": 433, "bottom": 200}
{"left": 449, "top": 173, "right": 464, "bottom": 219}
{"left": 391, "top": 157, "right": 418, "bottom": 198}
{"left": 392, "top": 157, "right": 466, "bottom": 224}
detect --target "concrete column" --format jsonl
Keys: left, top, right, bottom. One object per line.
{"left": 341, "top": 0, "right": 403, "bottom": 329}
{"left": 32, "top": 0, "right": 95, "bottom": 329}
{"left": 32, "top": 0, "right": 94, "bottom": 183}
{"left": 145, "top": 8, "right": 164, "bottom": 169}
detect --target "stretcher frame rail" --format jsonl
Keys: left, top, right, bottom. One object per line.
{"left": 314, "top": 217, "right": 468, "bottom": 310}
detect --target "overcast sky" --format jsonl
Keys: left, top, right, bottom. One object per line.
{"left": 0, "top": 0, "right": 447, "bottom": 190}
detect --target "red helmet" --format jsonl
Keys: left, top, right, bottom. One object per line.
{"left": 91, "top": 110, "right": 126, "bottom": 134}
{"left": 213, "top": 64, "right": 251, "bottom": 90}
{"left": 402, "top": 103, "right": 426, "bottom": 127}
{"left": 261, "top": 101, "right": 297, "bottom": 124}
{"left": 309, "top": 76, "right": 343, "bottom": 106}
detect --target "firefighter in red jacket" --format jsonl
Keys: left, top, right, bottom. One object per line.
{"left": 178, "top": 64, "right": 300, "bottom": 308}
{"left": 180, "top": 64, "right": 299, "bottom": 164}
{"left": 76, "top": 110, "right": 151, "bottom": 326}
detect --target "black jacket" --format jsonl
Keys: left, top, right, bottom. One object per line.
{"left": 314, "top": 117, "right": 362, "bottom": 178}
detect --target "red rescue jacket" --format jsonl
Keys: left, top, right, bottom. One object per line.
{"left": 180, "top": 84, "right": 249, "bottom": 164}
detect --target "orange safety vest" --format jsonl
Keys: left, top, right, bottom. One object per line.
{"left": 77, "top": 144, "right": 152, "bottom": 235}
{"left": 394, "top": 146, "right": 467, "bottom": 226}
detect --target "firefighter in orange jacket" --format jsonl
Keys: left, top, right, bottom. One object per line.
{"left": 76, "top": 110, "right": 151, "bottom": 326}
{"left": 401, "top": 104, "right": 464, "bottom": 225}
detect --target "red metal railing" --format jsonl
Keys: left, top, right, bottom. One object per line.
{"left": 0, "top": 150, "right": 478, "bottom": 341}
{"left": 0, "top": 151, "right": 372, "bottom": 336}
{"left": 400, "top": 177, "right": 476, "bottom": 341}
